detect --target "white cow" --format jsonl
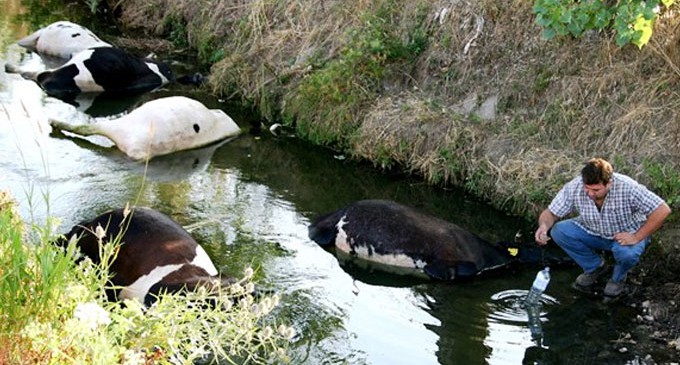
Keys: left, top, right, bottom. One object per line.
{"left": 49, "top": 96, "right": 242, "bottom": 161}
{"left": 17, "top": 20, "right": 112, "bottom": 60}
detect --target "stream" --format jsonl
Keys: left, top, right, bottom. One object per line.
{"left": 0, "top": 3, "right": 645, "bottom": 364}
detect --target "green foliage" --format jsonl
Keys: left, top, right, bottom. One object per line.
{"left": 84, "top": 0, "right": 101, "bottom": 14}
{"left": 162, "top": 13, "right": 190, "bottom": 50}
{"left": 196, "top": 36, "right": 224, "bottom": 64}
{"left": 533, "top": 0, "right": 676, "bottom": 48}
{"left": 284, "top": 0, "right": 429, "bottom": 148}
{"left": 0, "top": 196, "right": 293, "bottom": 364}
{"left": 18, "top": 0, "right": 110, "bottom": 32}
{"left": 643, "top": 160, "right": 680, "bottom": 209}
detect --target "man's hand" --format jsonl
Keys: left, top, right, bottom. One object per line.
{"left": 535, "top": 227, "right": 550, "bottom": 246}
{"left": 535, "top": 209, "right": 558, "bottom": 246}
{"left": 613, "top": 232, "right": 640, "bottom": 246}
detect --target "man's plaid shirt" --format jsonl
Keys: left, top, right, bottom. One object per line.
{"left": 548, "top": 173, "right": 665, "bottom": 239}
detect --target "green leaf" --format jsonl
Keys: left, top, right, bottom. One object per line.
{"left": 594, "top": 9, "right": 611, "bottom": 28}
{"left": 632, "top": 15, "right": 654, "bottom": 48}
{"left": 543, "top": 28, "right": 557, "bottom": 40}
{"left": 535, "top": 13, "right": 552, "bottom": 27}
{"left": 559, "top": 10, "right": 573, "bottom": 24}
{"left": 532, "top": 2, "right": 548, "bottom": 14}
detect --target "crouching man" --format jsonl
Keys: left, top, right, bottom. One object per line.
{"left": 534, "top": 158, "right": 671, "bottom": 298}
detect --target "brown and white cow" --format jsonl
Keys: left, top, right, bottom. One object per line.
{"left": 57, "top": 207, "right": 234, "bottom": 305}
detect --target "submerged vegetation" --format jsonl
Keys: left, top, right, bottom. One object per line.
{"left": 0, "top": 192, "right": 293, "bottom": 364}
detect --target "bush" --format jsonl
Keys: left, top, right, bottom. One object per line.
{"left": 533, "top": 0, "right": 676, "bottom": 48}
{"left": 0, "top": 192, "right": 293, "bottom": 364}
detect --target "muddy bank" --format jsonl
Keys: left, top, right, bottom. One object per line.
{"left": 95, "top": 0, "right": 677, "bottom": 361}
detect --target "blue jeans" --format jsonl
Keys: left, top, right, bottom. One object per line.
{"left": 550, "top": 219, "right": 649, "bottom": 282}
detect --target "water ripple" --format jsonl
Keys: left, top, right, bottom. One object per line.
{"left": 488, "top": 289, "right": 560, "bottom": 324}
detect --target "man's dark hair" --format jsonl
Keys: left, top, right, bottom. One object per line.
{"left": 581, "top": 158, "right": 613, "bottom": 185}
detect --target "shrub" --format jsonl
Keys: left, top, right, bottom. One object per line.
{"left": 0, "top": 193, "right": 293, "bottom": 364}
{"left": 533, "top": 0, "right": 676, "bottom": 48}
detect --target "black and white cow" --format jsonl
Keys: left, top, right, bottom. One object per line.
{"left": 308, "top": 200, "right": 571, "bottom": 281}
{"left": 17, "top": 20, "right": 112, "bottom": 60}
{"left": 6, "top": 47, "right": 174, "bottom": 98}
{"left": 49, "top": 96, "right": 242, "bottom": 161}
{"left": 56, "top": 207, "right": 234, "bottom": 305}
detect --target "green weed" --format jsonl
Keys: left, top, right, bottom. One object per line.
{"left": 283, "top": 0, "right": 430, "bottom": 149}
{"left": 0, "top": 195, "right": 293, "bottom": 364}
{"left": 644, "top": 160, "right": 680, "bottom": 209}
{"left": 162, "top": 13, "right": 189, "bottom": 49}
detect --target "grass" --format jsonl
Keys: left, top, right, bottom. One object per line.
{"left": 643, "top": 159, "right": 680, "bottom": 210}
{"left": 104, "top": 0, "right": 680, "bottom": 272}
{"left": 0, "top": 192, "right": 293, "bottom": 364}
{"left": 281, "top": 0, "right": 430, "bottom": 149}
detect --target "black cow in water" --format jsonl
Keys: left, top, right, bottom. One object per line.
{"left": 308, "top": 199, "right": 571, "bottom": 281}
{"left": 6, "top": 47, "right": 174, "bottom": 99}
{"left": 7, "top": 21, "right": 204, "bottom": 102}
{"left": 56, "top": 207, "right": 234, "bottom": 305}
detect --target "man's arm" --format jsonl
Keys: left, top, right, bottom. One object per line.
{"left": 535, "top": 209, "right": 559, "bottom": 245}
{"left": 614, "top": 202, "right": 672, "bottom": 246}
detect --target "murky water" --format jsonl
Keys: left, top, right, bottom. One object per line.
{"left": 0, "top": 4, "right": 644, "bottom": 364}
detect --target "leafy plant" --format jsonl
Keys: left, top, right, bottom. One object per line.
{"left": 0, "top": 193, "right": 293, "bottom": 364}
{"left": 533, "top": 0, "right": 676, "bottom": 48}
{"left": 84, "top": 0, "right": 100, "bottom": 14}
{"left": 643, "top": 160, "right": 680, "bottom": 209}
{"left": 162, "top": 13, "right": 189, "bottom": 50}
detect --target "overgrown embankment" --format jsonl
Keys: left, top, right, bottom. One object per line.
{"left": 107, "top": 0, "right": 680, "bottom": 278}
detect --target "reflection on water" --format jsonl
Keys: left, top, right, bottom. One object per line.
{"left": 0, "top": 6, "right": 646, "bottom": 365}
{"left": 488, "top": 289, "right": 560, "bottom": 361}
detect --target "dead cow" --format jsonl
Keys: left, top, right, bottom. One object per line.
{"left": 57, "top": 207, "right": 235, "bottom": 305}
{"left": 17, "top": 20, "right": 112, "bottom": 60}
{"left": 49, "top": 96, "right": 242, "bottom": 161}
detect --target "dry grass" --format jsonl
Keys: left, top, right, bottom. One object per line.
{"left": 109, "top": 0, "right": 680, "bottom": 217}
{"left": 353, "top": 92, "right": 473, "bottom": 182}
{"left": 205, "top": 0, "right": 352, "bottom": 114}
{"left": 99, "top": 0, "right": 680, "bottom": 358}
{"left": 110, "top": 0, "right": 680, "bottom": 248}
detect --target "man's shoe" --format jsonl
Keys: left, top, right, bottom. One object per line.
{"left": 574, "top": 261, "right": 608, "bottom": 288}
{"left": 604, "top": 278, "right": 626, "bottom": 298}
